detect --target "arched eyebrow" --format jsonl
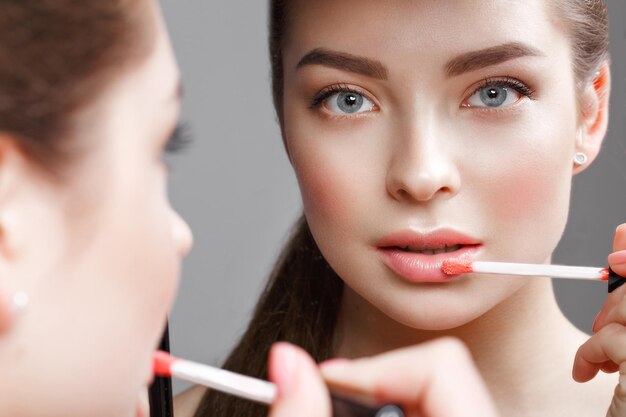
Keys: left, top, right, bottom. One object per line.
{"left": 296, "top": 42, "right": 543, "bottom": 81}
{"left": 296, "top": 48, "right": 388, "bottom": 80}
{"left": 445, "top": 42, "right": 544, "bottom": 77}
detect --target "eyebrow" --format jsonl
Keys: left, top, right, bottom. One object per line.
{"left": 445, "top": 42, "right": 544, "bottom": 77}
{"left": 296, "top": 48, "right": 388, "bottom": 80}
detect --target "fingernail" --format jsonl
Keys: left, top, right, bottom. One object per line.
{"left": 592, "top": 312, "right": 601, "bottom": 333}
{"left": 272, "top": 343, "right": 299, "bottom": 397}
{"left": 608, "top": 250, "right": 626, "bottom": 267}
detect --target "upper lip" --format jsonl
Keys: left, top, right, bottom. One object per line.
{"left": 376, "top": 228, "right": 482, "bottom": 249}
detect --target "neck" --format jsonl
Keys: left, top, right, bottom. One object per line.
{"left": 334, "top": 277, "right": 588, "bottom": 413}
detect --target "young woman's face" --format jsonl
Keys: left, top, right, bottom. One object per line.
{"left": 0, "top": 2, "right": 191, "bottom": 416}
{"left": 282, "top": 0, "right": 589, "bottom": 330}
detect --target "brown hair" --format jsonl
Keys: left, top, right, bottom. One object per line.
{"left": 0, "top": 0, "right": 153, "bottom": 172}
{"left": 194, "top": 2, "right": 610, "bottom": 416}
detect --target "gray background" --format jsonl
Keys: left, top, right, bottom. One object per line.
{"left": 160, "top": 1, "right": 626, "bottom": 394}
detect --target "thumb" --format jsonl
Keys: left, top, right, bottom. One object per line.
{"left": 268, "top": 342, "right": 331, "bottom": 417}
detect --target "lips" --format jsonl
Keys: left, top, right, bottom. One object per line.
{"left": 377, "top": 229, "right": 481, "bottom": 283}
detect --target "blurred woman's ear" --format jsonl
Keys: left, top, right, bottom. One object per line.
{"left": 0, "top": 289, "right": 28, "bottom": 335}
{"left": 0, "top": 136, "right": 26, "bottom": 335}
{"left": 0, "top": 134, "right": 52, "bottom": 335}
{"left": 573, "top": 62, "right": 611, "bottom": 175}
{"left": 0, "top": 289, "right": 13, "bottom": 334}
{"left": 0, "top": 134, "right": 34, "bottom": 263}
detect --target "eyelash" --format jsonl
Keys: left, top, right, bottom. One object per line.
{"left": 309, "top": 84, "right": 369, "bottom": 109}
{"left": 308, "top": 76, "right": 536, "bottom": 113}
{"left": 165, "top": 122, "right": 192, "bottom": 155}
{"left": 467, "top": 76, "right": 536, "bottom": 102}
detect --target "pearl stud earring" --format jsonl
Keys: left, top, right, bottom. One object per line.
{"left": 573, "top": 152, "right": 588, "bottom": 166}
{"left": 11, "top": 291, "right": 29, "bottom": 316}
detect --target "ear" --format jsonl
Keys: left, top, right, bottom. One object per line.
{"left": 0, "top": 134, "right": 45, "bottom": 334}
{"left": 0, "top": 289, "right": 13, "bottom": 334}
{"left": 573, "top": 62, "right": 611, "bottom": 175}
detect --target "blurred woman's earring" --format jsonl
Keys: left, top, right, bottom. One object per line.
{"left": 11, "top": 291, "right": 29, "bottom": 316}
{"left": 573, "top": 152, "right": 588, "bottom": 166}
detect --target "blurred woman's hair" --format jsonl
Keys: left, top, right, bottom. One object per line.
{"left": 0, "top": 0, "right": 153, "bottom": 171}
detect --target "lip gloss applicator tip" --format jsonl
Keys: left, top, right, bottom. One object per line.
{"left": 441, "top": 258, "right": 474, "bottom": 275}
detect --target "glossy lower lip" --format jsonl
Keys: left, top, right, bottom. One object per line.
{"left": 379, "top": 245, "right": 481, "bottom": 282}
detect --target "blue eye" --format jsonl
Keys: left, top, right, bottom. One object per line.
{"left": 464, "top": 78, "right": 534, "bottom": 109}
{"left": 467, "top": 86, "right": 519, "bottom": 108}
{"left": 311, "top": 85, "right": 376, "bottom": 116}
{"left": 325, "top": 91, "right": 374, "bottom": 114}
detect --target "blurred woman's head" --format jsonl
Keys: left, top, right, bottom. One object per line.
{"left": 0, "top": 1, "right": 192, "bottom": 416}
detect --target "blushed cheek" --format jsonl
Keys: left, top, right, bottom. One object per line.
{"left": 297, "top": 163, "right": 345, "bottom": 219}
{"left": 485, "top": 147, "right": 573, "bottom": 260}
{"left": 292, "top": 143, "right": 377, "bottom": 238}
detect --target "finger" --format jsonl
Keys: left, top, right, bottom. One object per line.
{"left": 268, "top": 342, "right": 331, "bottom": 417}
{"left": 613, "top": 224, "right": 626, "bottom": 252}
{"left": 609, "top": 250, "right": 626, "bottom": 278}
{"left": 594, "top": 288, "right": 626, "bottom": 333}
{"left": 609, "top": 224, "right": 626, "bottom": 278}
{"left": 321, "top": 338, "right": 497, "bottom": 417}
{"left": 599, "top": 360, "right": 620, "bottom": 374}
{"left": 573, "top": 324, "right": 626, "bottom": 382}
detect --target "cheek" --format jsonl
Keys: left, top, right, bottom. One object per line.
{"left": 471, "top": 121, "right": 575, "bottom": 260}
{"left": 488, "top": 151, "right": 571, "bottom": 218}
{"left": 289, "top": 129, "right": 382, "bottom": 241}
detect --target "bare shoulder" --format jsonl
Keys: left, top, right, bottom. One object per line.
{"left": 174, "top": 385, "right": 207, "bottom": 417}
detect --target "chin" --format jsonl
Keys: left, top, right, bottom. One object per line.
{"left": 384, "top": 302, "right": 492, "bottom": 331}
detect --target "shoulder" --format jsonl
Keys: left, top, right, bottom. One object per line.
{"left": 174, "top": 385, "right": 207, "bottom": 417}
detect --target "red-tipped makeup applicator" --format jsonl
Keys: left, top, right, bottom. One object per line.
{"left": 153, "top": 351, "right": 405, "bottom": 417}
{"left": 442, "top": 259, "right": 625, "bottom": 292}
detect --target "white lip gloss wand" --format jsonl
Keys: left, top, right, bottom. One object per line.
{"left": 153, "top": 351, "right": 405, "bottom": 417}
{"left": 442, "top": 259, "right": 626, "bottom": 292}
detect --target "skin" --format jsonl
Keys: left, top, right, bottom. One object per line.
{"left": 268, "top": 339, "right": 499, "bottom": 417}
{"left": 278, "top": 0, "right": 620, "bottom": 415}
{"left": 574, "top": 224, "right": 626, "bottom": 415}
{"left": 0, "top": 2, "right": 505, "bottom": 417}
{"left": 0, "top": 2, "right": 192, "bottom": 416}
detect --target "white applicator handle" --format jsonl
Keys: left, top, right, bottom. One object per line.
{"left": 472, "top": 261, "right": 605, "bottom": 280}
{"left": 153, "top": 351, "right": 406, "bottom": 417}
{"left": 172, "top": 359, "right": 276, "bottom": 404}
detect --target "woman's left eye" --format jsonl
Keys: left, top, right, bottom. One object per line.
{"left": 325, "top": 91, "right": 374, "bottom": 114}
{"left": 464, "top": 79, "right": 534, "bottom": 109}
{"left": 311, "top": 87, "right": 375, "bottom": 116}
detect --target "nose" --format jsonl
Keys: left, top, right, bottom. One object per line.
{"left": 170, "top": 208, "right": 193, "bottom": 257}
{"left": 386, "top": 124, "right": 461, "bottom": 203}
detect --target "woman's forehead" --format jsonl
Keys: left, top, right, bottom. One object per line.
{"left": 283, "top": 0, "right": 561, "bottom": 63}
